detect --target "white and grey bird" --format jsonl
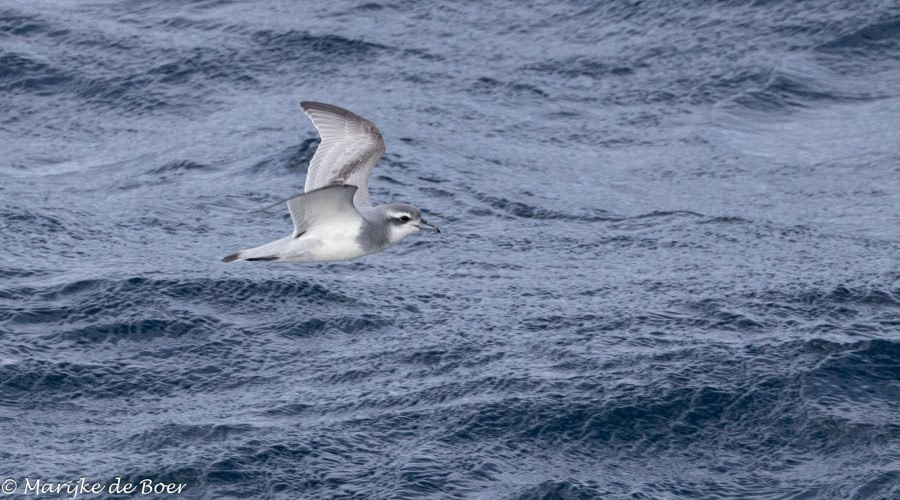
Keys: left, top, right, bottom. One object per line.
{"left": 223, "top": 101, "right": 440, "bottom": 263}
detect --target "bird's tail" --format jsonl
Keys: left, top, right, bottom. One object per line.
{"left": 221, "top": 238, "right": 289, "bottom": 263}
{"left": 222, "top": 251, "right": 280, "bottom": 262}
{"left": 222, "top": 252, "right": 242, "bottom": 263}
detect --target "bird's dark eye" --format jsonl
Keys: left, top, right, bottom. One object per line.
{"left": 399, "top": 215, "right": 411, "bottom": 223}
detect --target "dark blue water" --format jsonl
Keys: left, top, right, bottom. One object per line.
{"left": 2, "top": 1, "right": 899, "bottom": 498}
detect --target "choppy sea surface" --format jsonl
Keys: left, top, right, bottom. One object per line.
{"left": 2, "top": 1, "right": 899, "bottom": 498}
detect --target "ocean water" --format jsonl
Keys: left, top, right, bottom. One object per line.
{"left": 1, "top": 0, "right": 899, "bottom": 498}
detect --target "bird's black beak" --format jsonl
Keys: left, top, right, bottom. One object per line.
{"left": 418, "top": 220, "right": 441, "bottom": 234}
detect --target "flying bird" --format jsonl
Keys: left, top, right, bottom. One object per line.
{"left": 223, "top": 102, "right": 440, "bottom": 263}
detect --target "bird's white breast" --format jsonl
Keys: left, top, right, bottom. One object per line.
{"left": 283, "top": 217, "right": 367, "bottom": 262}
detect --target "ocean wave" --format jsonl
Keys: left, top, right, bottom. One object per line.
{"left": 818, "top": 17, "right": 900, "bottom": 57}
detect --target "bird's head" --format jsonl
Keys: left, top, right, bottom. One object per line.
{"left": 380, "top": 203, "right": 441, "bottom": 243}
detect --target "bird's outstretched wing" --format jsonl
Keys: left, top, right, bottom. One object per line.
{"left": 300, "top": 101, "right": 386, "bottom": 208}
{"left": 286, "top": 185, "right": 364, "bottom": 238}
